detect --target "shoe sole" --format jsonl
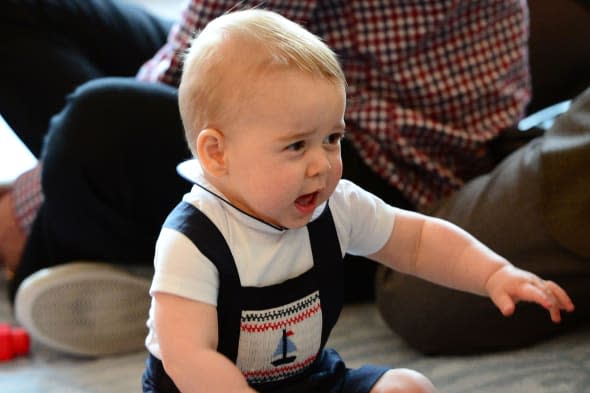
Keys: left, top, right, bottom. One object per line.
{"left": 15, "top": 262, "right": 151, "bottom": 357}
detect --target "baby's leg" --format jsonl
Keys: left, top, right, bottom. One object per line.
{"left": 370, "top": 368, "right": 436, "bottom": 393}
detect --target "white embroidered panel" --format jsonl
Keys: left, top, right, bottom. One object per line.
{"left": 236, "top": 291, "right": 323, "bottom": 384}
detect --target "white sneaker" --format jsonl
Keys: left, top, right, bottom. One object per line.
{"left": 15, "top": 262, "right": 151, "bottom": 357}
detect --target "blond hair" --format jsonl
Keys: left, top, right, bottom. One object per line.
{"left": 178, "top": 9, "right": 346, "bottom": 155}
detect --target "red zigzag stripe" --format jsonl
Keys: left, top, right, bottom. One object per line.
{"left": 240, "top": 304, "right": 321, "bottom": 333}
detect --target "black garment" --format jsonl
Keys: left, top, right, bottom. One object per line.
{"left": 1, "top": 0, "right": 184, "bottom": 301}
{"left": 0, "top": 0, "right": 172, "bottom": 156}
{"left": 9, "top": 79, "right": 191, "bottom": 301}
{"left": 142, "top": 202, "right": 388, "bottom": 393}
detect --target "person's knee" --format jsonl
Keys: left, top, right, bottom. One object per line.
{"left": 43, "top": 79, "right": 124, "bottom": 150}
{"left": 41, "top": 77, "right": 186, "bottom": 226}
{"left": 59, "top": 77, "right": 168, "bottom": 132}
{"left": 371, "top": 369, "right": 437, "bottom": 393}
{"left": 43, "top": 77, "right": 178, "bottom": 156}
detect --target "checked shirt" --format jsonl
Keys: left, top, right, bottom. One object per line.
{"left": 138, "top": 0, "right": 531, "bottom": 209}
{"left": 14, "top": 0, "right": 531, "bottom": 228}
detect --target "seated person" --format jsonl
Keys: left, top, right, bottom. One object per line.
{"left": 142, "top": 10, "right": 571, "bottom": 393}
{"left": 1, "top": 0, "right": 589, "bottom": 357}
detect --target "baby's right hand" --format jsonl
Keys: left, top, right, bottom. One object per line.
{"left": 485, "top": 265, "right": 575, "bottom": 322}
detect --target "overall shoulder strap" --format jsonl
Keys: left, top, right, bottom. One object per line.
{"left": 163, "top": 201, "right": 242, "bottom": 360}
{"left": 307, "top": 204, "right": 344, "bottom": 346}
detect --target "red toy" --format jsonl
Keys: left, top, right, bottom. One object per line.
{"left": 0, "top": 323, "right": 30, "bottom": 361}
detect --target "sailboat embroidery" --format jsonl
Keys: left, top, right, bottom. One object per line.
{"left": 271, "top": 328, "right": 297, "bottom": 366}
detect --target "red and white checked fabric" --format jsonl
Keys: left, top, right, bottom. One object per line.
{"left": 12, "top": 164, "right": 43, "bottom": 235}
{"left": 14, "top": 0, "right": 531, "bottom": 229}
{"left": 138, "top": 0, "right": 531, "bottom": 209}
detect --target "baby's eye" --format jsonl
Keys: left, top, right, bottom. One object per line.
{"left": 286, "top": 140, "right": 306, "bottom": 151}
{"left": 324, "top": 132, "right": 344, "bottom": 145}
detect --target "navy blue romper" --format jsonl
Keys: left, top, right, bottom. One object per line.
{"left": 142, "top": 201, "right": 389, "bottom": 393}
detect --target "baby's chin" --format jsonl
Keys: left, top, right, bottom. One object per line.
{"left": 267, "top": 212, "right": 314, "bottom": 230}
{"left": 282, "top": 219, "right": 312, "bottom": 230}
{"left": 260, "top": 200, "right": 326, "bottom": 229}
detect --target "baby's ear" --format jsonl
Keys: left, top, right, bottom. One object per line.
{"left": 196, "top": 128, "right": 228, "bottom": 177}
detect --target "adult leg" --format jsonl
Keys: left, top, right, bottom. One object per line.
{"left": 0, "top": 0, "right": 171, "bottom": 155}
{"left": 9, "top": 78, "right": 191, "bottom": 302}
{"left": 375, "top": 89, "right": 590, "bottom": 355}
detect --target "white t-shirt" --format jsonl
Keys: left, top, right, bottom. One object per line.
{"left": 145, "top": 172, "right": 397, "bottom": 357}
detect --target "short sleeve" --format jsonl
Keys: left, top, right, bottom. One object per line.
{"left": 329, "top": 180, "right": 397, "bottom": 257}
{"left": 151, "top": 227, "right": 219, "bottom": 306}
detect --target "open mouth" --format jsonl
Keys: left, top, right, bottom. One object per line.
{"left": 294, "top": 191, "right": 318, "bottom": 213}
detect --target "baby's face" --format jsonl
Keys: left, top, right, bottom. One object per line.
{"left": 220, "top": 68, "right": 346, "bottom": 229}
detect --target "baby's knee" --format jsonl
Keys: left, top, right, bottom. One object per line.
{"left": 371, "top": 368, "right": 437, "bottom": 393}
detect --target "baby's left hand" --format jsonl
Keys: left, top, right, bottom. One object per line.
{"left": 485, "top": 265, "right": 575, "bottom": 323}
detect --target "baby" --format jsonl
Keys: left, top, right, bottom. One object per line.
{"left": 141, "top": 9, "right": 574, "bottom": 393}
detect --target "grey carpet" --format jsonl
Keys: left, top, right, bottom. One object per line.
{"left": 1, "top": 275, "right": 590, "bottom": 393}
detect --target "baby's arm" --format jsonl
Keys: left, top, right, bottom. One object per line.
{"left": 369, "top": 209, "right": 574, "bottom": 322}
{"left": 154, "top": 292, "right": 257, "bottom": 393}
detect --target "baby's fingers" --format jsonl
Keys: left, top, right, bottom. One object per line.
{"left": 519, "top": 280, "right": 574, "bottom": 323}
{"left": 545, "top": 280, "right": 575, "bottom": 312}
